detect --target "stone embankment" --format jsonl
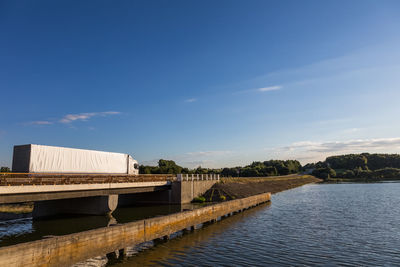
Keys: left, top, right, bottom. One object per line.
{"left": 203, "top": 175, "right": 321, "bottom": 202}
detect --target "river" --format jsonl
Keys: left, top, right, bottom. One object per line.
{"left": 110, "top": 182, "right": 400, "bottom": 266}
{"left": 3, "top": 183, "right": 400, "bottom": 266}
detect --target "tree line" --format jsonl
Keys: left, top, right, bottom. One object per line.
{"left": 305, "top": 153, "right": 400, "bottom": 181}
{"left": 140, "top": 159, "right": 302, "bottom": 177}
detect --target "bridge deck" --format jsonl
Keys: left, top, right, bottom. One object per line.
{"left": 0, "top": 174, "right": 176, "bottom": 204}
{"left": 0, "top": 173, "right": 176, "bottom": 186}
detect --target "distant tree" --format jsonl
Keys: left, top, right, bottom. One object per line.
{"left": 0, "top": 167, "right": 10, "bottom": 172}
{"left": 312, "top": 167, "right": 336, "bottom": 180}
{"left": 241, "top": 167, "right": 259, "bottom": 177}
{"left": 158, "top": 159, "right": 182, "bottom": 174}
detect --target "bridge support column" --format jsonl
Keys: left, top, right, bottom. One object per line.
{"left": 170, "top": 180, "right": 217, "bottom": 204}
{"left": 32, "top": 195, "right": 118, "bottom": 219}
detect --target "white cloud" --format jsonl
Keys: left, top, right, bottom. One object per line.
{"left": 59, "top": 111, "right": 121, "bottom": 123}
{"left": 283, "top": 138, "right": 400, "bottom": 153}
{"left": 26, "top": 111, "right": 121, "bottom": 125}
{"left": 270, "top": 137, "right": 400, "bottom": 164}
{"left": 258, "top": 85, "right": 282, "bottom": 92}
{"left": 186, "top": 150, "right": 232, "bottom": 157}
{"left": 184, "top": 98, "right": 197, "bottom": 103}
{"left": 234, "top": 85, "right": 282, "bottom": 94}
{"left": 29, "top": 121, "right": 53, "bottom": 125}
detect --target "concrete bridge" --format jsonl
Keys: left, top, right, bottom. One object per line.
{"left": 0, "top": 173, "right": 219, "bottom": 218}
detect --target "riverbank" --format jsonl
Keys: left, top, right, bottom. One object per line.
{"left": 325, "top": 177, "right": 400, "bottom": 183}
{"left": 203, "top": 175, "right": 321, "bottom": 201}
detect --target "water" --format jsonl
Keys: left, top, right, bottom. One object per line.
{"left": 0, "top": 204, "right": 200, "bottom": 247}
{"left": 111, "top": 183, "right": 400, "bottom": 266}
{"left": 3, "top": 183, "right": 400, "bottom": 266}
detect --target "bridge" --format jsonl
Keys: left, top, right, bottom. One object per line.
{"left": 0, "top": 173, "right": 219, "bottom": 218}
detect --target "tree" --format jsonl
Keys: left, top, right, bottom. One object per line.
{"left": 0, "top": 167, "right": 10, "bottom": 172}
{"left": 312, "top": 167, "right": 336, "bottom": 180}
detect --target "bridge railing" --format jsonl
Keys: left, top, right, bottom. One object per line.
{"left": 176, "top": 173, "right": 220, "bottom": 182}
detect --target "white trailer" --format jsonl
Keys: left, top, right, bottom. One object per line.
{"left": 12, "top": 144, "right": 139, "bottom": 175}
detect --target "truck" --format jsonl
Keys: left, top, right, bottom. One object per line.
{"left": 12, "top": 144, "right": 139, "bottom": 175}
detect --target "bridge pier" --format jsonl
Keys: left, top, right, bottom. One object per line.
{"left": 32, "top": 195, "right": 118, "bottom": 218}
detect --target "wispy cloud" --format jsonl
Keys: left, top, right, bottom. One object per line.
{"left": 234, "top": 85, "right": 282, "bottom": 95}
{"left": 28, "top": 121, "right": 53, "bottom": 125}
{"left": 60, "top": 111, "right": 120, "bottom": 123}
{"left": 177, "top": 150, "right": 234, "bottom": 168}
{"left": 184, "top": 98, "right": 197, "bottom": 103}
{"left": 258, "top": 85, "right": 282, "bottom": 92}
{"left": 26, "top": 111, "right": 121, "bottom": 126}
{"left": 186, "top": 150, "right": 232, "bottom": 157}
{"left": 141, "top": 150, "right": 235, "bottom": 168}
{"left": 280, "top": 138, "right": 400, "bottom": 153}
{"left": 269, "top": 137, "right": 400, "bottom": 164}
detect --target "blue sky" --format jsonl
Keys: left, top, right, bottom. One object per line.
{"left": 1, "top": 0, "right": 400, "bottom": 168}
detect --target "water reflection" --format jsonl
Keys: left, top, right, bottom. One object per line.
{"left": 118, "top": 203, "right": 271, "bottom": 266}
{"left": 5, "top": 183, "right": 400, "bottom": 266}
{"left": 0, "top": 203, "right": 202, "bottom": 248}
{"left": 74, "top": 203, "right": 271, "bottom": 266}
{"left": 109, "top": 183, "right": 400, "bottom": 266}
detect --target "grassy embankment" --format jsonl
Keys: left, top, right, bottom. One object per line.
{"left": 0, "top": 204, "right": 33, "bottom": 220}
{"left": 199, "top": 174, "right": 321, "bottom": 202}
{"left": 0, "top": 204, "right": 33, "bottom": 214}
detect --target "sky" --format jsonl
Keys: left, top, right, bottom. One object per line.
{"left": 1, "top": 0, "right": 400, "bottom": 168}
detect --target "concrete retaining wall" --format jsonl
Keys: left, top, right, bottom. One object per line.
{"left": 171, "top": 180, "right": 217, "bottom": 204}
{"left": 0, "top": 193, "right": 271, "bottom": 267}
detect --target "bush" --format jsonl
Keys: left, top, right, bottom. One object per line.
{"left": 312, "top": 167, "right": 336, "bottom": 180}
{"left": 192, "top": 196, "right": 206, "bottom": 203}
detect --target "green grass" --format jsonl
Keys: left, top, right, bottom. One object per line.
{"left": 192, "top": 196, "right": 206, "bottom": 203}
{"left": 220, "top": 174, "right": 315, "bottom": 184}
{"left": 0, "top": 204, "right": 33, "bottom": 214}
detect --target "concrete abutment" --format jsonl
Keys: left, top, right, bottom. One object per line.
{"left": 32, "top": 180, "right": 217, "bottom": 218}
{"left": 32, "top": 195, "right": 118, "bottom": 218}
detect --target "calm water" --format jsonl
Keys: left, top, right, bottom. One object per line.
{"left": 3, "top": 183, "right": 400, "bottom": 266}
{"left": 0, "top": 203, "right": 200, "bottom": 247}
{"left": 110, "top": 183, "right": 400, "bottom": 266}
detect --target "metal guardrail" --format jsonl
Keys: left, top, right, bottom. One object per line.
{"left": 177, "top": 173, "right": 220, "bottom": 181}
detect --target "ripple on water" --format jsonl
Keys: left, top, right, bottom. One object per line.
{"left": 111, "top": 183, "right": 400, "bottom": 266}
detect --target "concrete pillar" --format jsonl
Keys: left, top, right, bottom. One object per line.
{"left": 118, "top": 249, "right": 127, "bottom": 259}
{"left": 170, "top": 180, "right": 218, "bottom": 204}
{"left": 32, "top": 195, "right": 118, "bottom": 219}
{"left": 106, "top": 250, "right": 119, "bottom": 261}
